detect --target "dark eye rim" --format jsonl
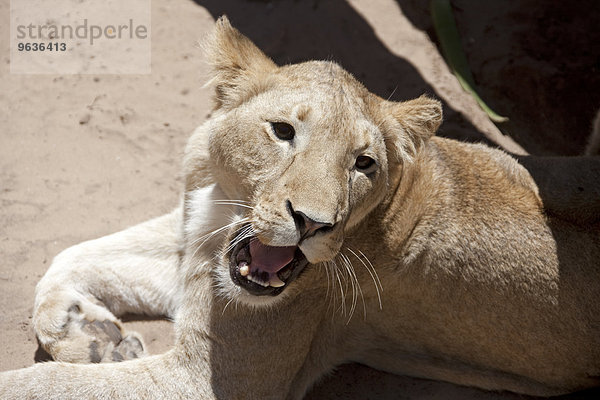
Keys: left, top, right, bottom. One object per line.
{"left": 270, "top": 122, "right": 295, "bottom": 141}
{"left": 355, "top": 155, "right": 377, "bottom": 173}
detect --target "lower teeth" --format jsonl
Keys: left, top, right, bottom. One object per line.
{"left": 243, "top": 270, "right": 286, "bottom": 288}
{"left": 247, "top": 274, "right": 269, "bottom": 287}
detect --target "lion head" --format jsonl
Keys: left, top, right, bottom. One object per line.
{"left": 184, "top": 17, "right": 441, "bottom": 305}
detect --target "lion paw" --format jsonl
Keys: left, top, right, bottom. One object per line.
{"left": 36, "top": 298, "right": 146, "bottom": 363}
{"left": 109, "top": 334, "right": 145, "bottom": 361}
{"left": 81, "top": 317, "right": 145, "bottom": 362}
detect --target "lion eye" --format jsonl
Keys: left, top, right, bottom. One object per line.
{"left": 355, "top": 155, "right": 376, "bottom": 172}
{"left": 271, "top": 122, "right": 295, "bottom": 141}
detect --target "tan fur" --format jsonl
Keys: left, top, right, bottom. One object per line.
{"left": 585, "top": 107, "right": 600, "bottom": 155}
{"left": 1, "top": 17, "right": 599, "bottom": 399}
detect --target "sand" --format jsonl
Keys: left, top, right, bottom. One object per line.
{"left": 1, "top": 0, "right": 598, "bottom": 398}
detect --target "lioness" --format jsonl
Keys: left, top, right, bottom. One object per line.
{"left": 1, "top": 16, "right": 599, "bottom": 399}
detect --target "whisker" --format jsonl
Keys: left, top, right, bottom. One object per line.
{"left": 221, "top": 224, "right": 254, "bottom": 256}
{"left": 210, "top": 199, "right": 251, "bottom": 204}
{"left": 323, "top": 262, "right": 332, "bottom": 304}
{"left": 332, "top": 260, "right": 346, "bottom": 317}
{"left": 340, "top": 252, "right": 366, "bottom": 322}
{"left": 190, "top": 215, "right": 249, "bottom": 246}
{"left": 358, "top": 249, "right": 383, "bottom": 294}
{"left": 212, "top": 200, "right": 254, "bottom": 210}
{"left": 338, "top": 253, "right": 357, "bottom": 321}
{"left": 190, "top": 217, "right": 250, "bottom": 254}
{"left": 321, "top": 262, "right": 333, "bottom": 318}
{"left": 222, "top": 297, "right": 235, "bottom": 315}
{"left": 188, "top": 216, "right": 250, "bottom": 262}
{"left": 386, "top": 85, "right": 398, "bottom": 101}
{"left": 324, "top": 261, "right": 338, "bottom": 320}
{"left": 346, "top": 247, "right": 383, "bottom": 310}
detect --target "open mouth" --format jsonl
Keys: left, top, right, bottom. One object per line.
{"left": 229, "top": 231, "right": 309, "bottom": 296}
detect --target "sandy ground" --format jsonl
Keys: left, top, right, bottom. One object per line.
{"left": 1, "top": 0, "right": 598, "bottom": 398}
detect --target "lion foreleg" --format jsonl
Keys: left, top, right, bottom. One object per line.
{"left": 0, "top": 351, "right": 206, "bottom": 399}
{"left": 33, "top": 208, "right": 183, "bottom": 363}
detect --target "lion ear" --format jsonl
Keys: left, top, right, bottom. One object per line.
{"left": 383, "top": 96, "right": 443, "bottom": 162}
{"left": 204, "top": 16, "right": 278, "bottom": 109}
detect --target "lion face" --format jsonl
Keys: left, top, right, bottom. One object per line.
{"left": 186, "top": 18, "right": 441, "bottom": 305}
{"left": 207, "top": 64, "right": 391, "bottom": 299}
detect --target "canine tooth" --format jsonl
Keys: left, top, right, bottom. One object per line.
{"left": 269, "top": 276, "right": 285, "bottom": 288}
{"left": 239, "top": 263, "right": 250, "bottom": 277}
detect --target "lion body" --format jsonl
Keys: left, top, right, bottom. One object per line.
{"left": 1, "top": 17, "right": 599, "bottom": 399}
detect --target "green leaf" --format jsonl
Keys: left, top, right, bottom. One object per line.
{"left": 431, "top": 0, "right": 508, "bottom": 123}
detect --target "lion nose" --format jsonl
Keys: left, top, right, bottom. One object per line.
{"left": 287, "top": 201, "right": 334, "bottom": 239}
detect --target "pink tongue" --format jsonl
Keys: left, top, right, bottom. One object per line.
{"left": 249, "top": 239, "right": 296, "bottom": 274}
